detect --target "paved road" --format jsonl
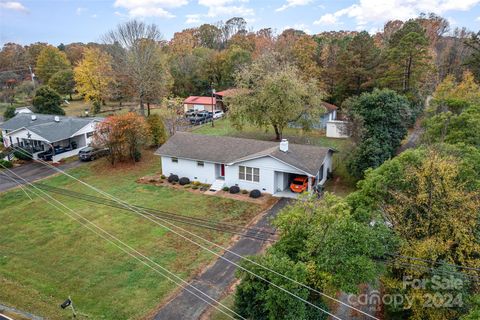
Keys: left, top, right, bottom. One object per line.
{"left": 154, "top": 198, "right": 290, "bottom": 320}
{"left": 0, "top": 160, "right": 83, "bottom": 193}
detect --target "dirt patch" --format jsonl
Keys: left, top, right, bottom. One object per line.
{"left": 137, "top": 174, "right": 276, "bottom": 206}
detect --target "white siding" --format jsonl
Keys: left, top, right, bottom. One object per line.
{"left": 161, "top": 156, "right": 216, "bottom": 184}
{"left": 159, "top": 153, "right": 333, "bottom": 194}
{"left": 225, "top": 156, "right": 306, "bottom": 194}
{"left": 326, "top": 120, "right": 350, "bottom": 138}
{"left": 315, "top": 151, "right": 333, "bottom": 185}
{"left": 8, "top": 129, "right": 48, "bottom": 144}
{"left": 71, "top": 121, "right": 97, "bottom": 145}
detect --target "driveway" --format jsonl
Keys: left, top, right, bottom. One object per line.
{"left": 153, "top": 198, "right": 290, "bottom": 320}
{"left": 0, "top": 160, "right": 83, "bottom": 193}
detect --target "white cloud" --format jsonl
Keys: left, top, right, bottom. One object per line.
{"left": 276, "top": 0, "right": 312, "bottom": 12}
{"left": 477, "top": 16, "right": 480, "bottom": 21}
{"left": 314, "top": 0, "right": 480, "bottom": 28}
{"left": 76, "top": 7, "right": 87, "bottom": 15}
{"left": 91, "top": 14, "right": 98, "bottom": 18}
{"left": 0, "top": 1, "right": 28, "bottom": 12}
{"left": 198, "top": 0, "right": 254, "bottom": 18}
{"left": 314, "top": 13, "right": 338, "bottom": 25}
{"left": 186, "top": 13, "right": 202, "bottom": 24}
{"left": 113, "top": 0, "right": 188, "bottom": 18}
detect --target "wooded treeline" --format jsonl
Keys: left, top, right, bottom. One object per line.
{"left": 1, "top": 14, "right": 479, "bottom": 110}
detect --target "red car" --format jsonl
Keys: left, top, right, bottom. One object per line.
{"left": 290, "top": 176, "right": 309, "bottom": 193}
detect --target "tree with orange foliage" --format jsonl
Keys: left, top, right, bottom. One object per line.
{"left": 93, "top": 112, "right": 150, "bottom": 165}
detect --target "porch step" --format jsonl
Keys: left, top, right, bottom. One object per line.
{"left": 209, "top": 179, "right": 226, "bottom": 192}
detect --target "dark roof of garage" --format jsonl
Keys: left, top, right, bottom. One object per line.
{"left": 155, "top": 132, "right": 334, "bottom": 176}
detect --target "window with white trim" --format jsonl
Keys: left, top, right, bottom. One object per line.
{"left": 197, "top": 161, "right": 204, "bottom": 167}
{"left": 171, "top": 157, "right": 178, "bottom": 163}
{"left": 239, "top": 166, "right": 259, "bottom": 182}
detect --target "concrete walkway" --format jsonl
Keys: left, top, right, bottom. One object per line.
{"left": 0, "top": 160, "right": 83, "bottom": 193}
{"left": 153, "top": 198, "right": 290, "bottom": 320}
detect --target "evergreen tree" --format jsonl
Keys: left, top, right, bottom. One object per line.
{"left": 32, "top": 85, "right": 65, "bottom": 115}
{"left": 382, "top": 20, "right": 431, "bottom": 95}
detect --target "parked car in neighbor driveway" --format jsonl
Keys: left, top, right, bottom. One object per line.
{"left": 211, "top": 110, "right": 224, "bottom": 119}
{"left": 185, "top": 109, "right": 198, "bottom": 118}
{"left": 290, "top": 176, "right": 309, "bottom": 193}
{"left": 78, "top": 146, "right": 109, "bottom": 161}
{"left": 189, "top": 111, "right": 212, "bottom": 125}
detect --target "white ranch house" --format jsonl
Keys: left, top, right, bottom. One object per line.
{"left": 155, "top": 132, "right": 335, "bottom": 197}
{"left": 1, "top": 113, "right": 101, "bottom": 162}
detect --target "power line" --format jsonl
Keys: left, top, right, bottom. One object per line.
{"left": 30, "top": 182, "right": 276, "bottom": 242}
{"left": 384, "top": 259, "right": 480, "bottom": 283}
{"left": 0, "top": 163, "right": 245, "bottom": 320}
{"left": 388, "top": 253, "right": 480, "bottom": 273}
{"left": 10, "top": 146, "right": 370, "bottom": 320}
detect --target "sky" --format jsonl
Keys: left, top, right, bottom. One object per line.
{"left": 1, "top": 0, "right": 480, "bottom": 46}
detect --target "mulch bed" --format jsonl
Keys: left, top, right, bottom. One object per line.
{"left": 137, "top": 174, "right": 274, "bottom": 205}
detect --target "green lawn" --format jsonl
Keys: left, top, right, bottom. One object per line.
{"left": 0, "top": 151, "right": 262, "bottom": 319}
{"left": 193, "top": 118, "right": 349, "bottom": 150}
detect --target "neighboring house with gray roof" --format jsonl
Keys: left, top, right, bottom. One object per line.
{"left": 1, "top": 113, "right": 102, "bottom": 162}
{"left": 155, "top": 132, "right": 335, "bottom": 197}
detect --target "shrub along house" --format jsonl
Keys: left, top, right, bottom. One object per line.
{"left": 1, "top": 113, "right": 101, "bottom": 162}
{"left": 155, "top": 132, "right": 335, "bottom": 197}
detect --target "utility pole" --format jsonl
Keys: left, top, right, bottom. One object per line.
{"left": 211, "top": 85, "right": 215, "bottom": 128}
{"left": 28, "top": 65, "right": 35, "bottom": 89}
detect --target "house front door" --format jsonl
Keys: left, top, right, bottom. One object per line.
{"left": 220, "top": 164, "right": 225, "bottom": 177}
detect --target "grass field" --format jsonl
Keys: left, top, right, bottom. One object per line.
{"left": 0, "top": 150, "right": 263, "bottom": 319}
{"left": 193, "top": 118, "right": 349, "bottom": 150}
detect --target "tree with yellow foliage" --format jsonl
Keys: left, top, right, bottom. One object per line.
{"left": 74, "top": 47, "right": 114, "bottom": 113}
{"left": 430, "top": 71, "right": 480, "bottom": 113}
{"left": 352, "top": 145, "right": 480, "bottom": 320}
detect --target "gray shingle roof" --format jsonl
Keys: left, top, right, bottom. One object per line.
{"left": 0, "top": 113, "right": 101, "bottom": 143}
{"left": 155, "top": 132, "right": 334, "bottom": 176}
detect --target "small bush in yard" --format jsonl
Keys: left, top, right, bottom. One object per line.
{"left": 0, "top": 160, "right": 13, "bottom": 169}
{"left": 241, "top": 189, "right": 248, "bottom": 194}
{"left": 192, "top": 181, "right": 201, "bottom": 186}
{"left": 184, "top": 185, "right": 191, "bottom": 189}
{"left": 14, "top": 150, "right": 32, "bottom": 161}
{"left": 229, "top": 186, "right": 240, "bottom": 194}
{"left": 160, "top": 174, "right": 166, "bottom": 179}
{"left": 168, "top": 174, "right": 179, "bottom": 183}
{"left": 192, "top": 185, "right": 199, "bottom": 190}
{"left": 179, "top": 177, "right": 190, "bottom": 185}
{"left": 222, "top": 186, "right": 229, "bottom": 192}
{"left": 249, "top": 189, "right": 261, "bottom": 198}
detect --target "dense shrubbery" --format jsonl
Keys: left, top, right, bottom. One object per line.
{"left": 168, "top": 174, "right": 179, "bottom": 183}
{"left": 0, "top": 159, "right": 13, "bottom": 169}
{"left": 249, "top": 189, "right": 261, "bottom": 198}
{"left": 229, "top": 186, "right": 240, "bottom": 194}
{"left": 179, "top": 177, "right": 190, "bottom": 185}
{"left": 14, "top": 150, "right": 32, "bottom": 161}
{"left": 345, "top": 89, "right": 412, "bottom": 178}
